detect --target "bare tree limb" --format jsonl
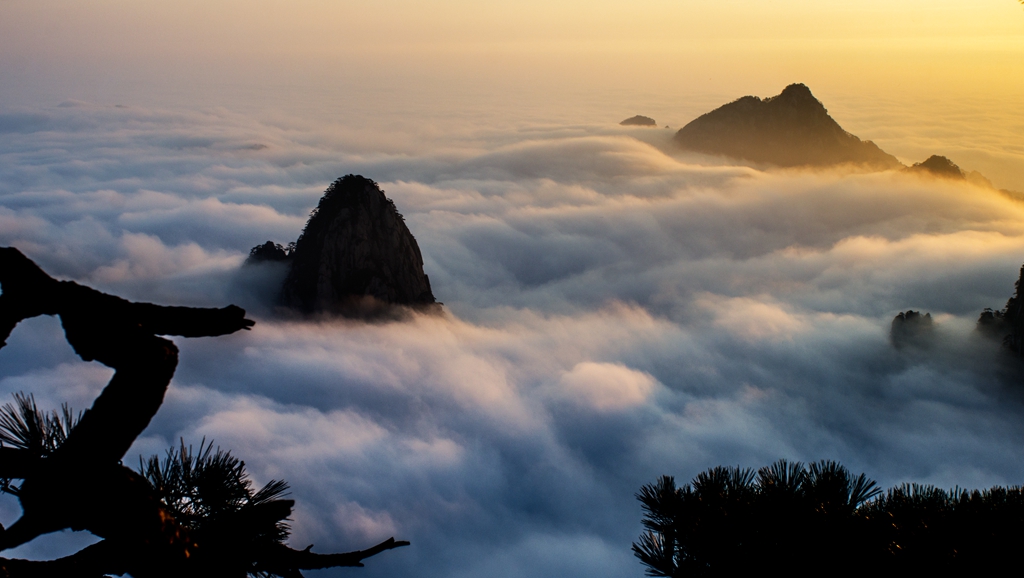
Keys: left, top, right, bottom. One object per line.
{"left": 257, "top": 538, "right": 411, "bottom": 573}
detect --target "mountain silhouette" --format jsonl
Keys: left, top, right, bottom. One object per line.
{"left": 890, "top": 310, "right": 935, "bottom": 349}
{"left": 674, "top": 83, "right": 902, "bottom": 168}
{"left": 977, "top": 263, "right": 1024, "bottom": 356}
{"left": 620, "top": 115, "right": 657, "bottom": 127}
{"left": 273, "top": 175, "right": 438, "bottom": 317}
{"left": 906, "top": 155, "right": 966, "bottom": 180}
{"left": 246, "top": 241, "right": 291, "bottom": 263}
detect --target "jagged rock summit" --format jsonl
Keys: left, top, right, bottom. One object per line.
{"left": 257, "top": 175, "right": 437, "bottom": 316}
{"left": 247, "top": 240, "right": 291, "bottom": 263}
{"left": 890, "top": 310, "right": 934, "bottom": 349}
{"left": 674, "top": 83, "right": 902, "bottom": 169}
{"left": 620, "top": 115, "right": 657, "bottom": 127}
{"left": 906, "top": 155, "right": 966, "bottom": 180}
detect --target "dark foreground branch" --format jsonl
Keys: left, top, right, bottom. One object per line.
{"left": 0, "top": 537, "right": 411, "bottom": 578}
{"left": 0, "top": 540, "right": 127, "bottom": 578}
{"left": 258, "top": 538, "right": 411, "bottom": 574}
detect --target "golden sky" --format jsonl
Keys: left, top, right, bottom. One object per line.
{"left": 1, "top": 1, "right": 1022, "bottom": 184}
{"left": 3, "top": 0, "right": 1021, "bottom": 96}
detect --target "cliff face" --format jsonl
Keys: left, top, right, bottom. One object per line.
{"left": 977, "top": 264, "right": 1024, "bottom": 356}
{"left": 279, "top": 175, "right": 436, "bottom": 316}
{"left": 674, "top": 84, "right": 902, "bottom": 169}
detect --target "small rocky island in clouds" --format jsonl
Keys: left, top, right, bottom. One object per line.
{"left": 890, "top": 310, "right": 934, "bottom": 350}
{"left": 673, "top": 83, "right": 902, "bottom": 168}
{"left": 248, "top": 175, "right": 438, "bottom": 317}
{"left": 620, "top": 115, "right": 657, "bottom": 127}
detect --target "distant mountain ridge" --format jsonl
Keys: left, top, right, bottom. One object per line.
{"left": 620, "top": 115, "right": 657, "bottom": 127}
{"left": 674, "top": 84, "right": 902, "bottom": 169}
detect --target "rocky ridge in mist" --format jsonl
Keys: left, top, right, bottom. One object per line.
{"left": 620, "top": 115, "right": 657, "bottom": 127}
{"left": 890, "top": 310, "right": 934, "bottom": 349}
{"left": 903, "top": 155, "right": 1012, "bottom": 194}
{"left": 906, "top": 155, "right": 966, "bottom": 180}
{"left": 247, "top": 240, "right": 291, "bottom": 263}
{"left": 977, "top": 264, "right": 1024, "bottom": 356}
{"left": 248, "top": 175, "right": 437, "bottom": 317}
{"left": 892, "top": 264, "right": 1024, "bottom": 357}
{"left": 674, "top": 84, "right": 903, "bottom": 169}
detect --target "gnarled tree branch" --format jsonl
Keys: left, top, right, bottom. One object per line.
{"left": 0, "top": 247, "right": 409, "bottom": 576}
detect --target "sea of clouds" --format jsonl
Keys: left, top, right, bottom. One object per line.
{"left": 2, "top": 100, "right": 1024, "bottom": 577}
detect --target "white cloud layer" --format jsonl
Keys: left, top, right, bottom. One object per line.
{"left": 2, "top": 101, "right": 1024, "bottom": 577}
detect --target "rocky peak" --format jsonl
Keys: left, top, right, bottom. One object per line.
{"left": 772, "top": 83, "right": 817, "bottom": 104}
{"left": 620, "top": 115, "right": 657, "bottom": 127}
{"left": 890, "top": 310, "right": 934, "bottom": 349}
{"left": 276, "top": 175, "right": 437, "bottom": 316}
{"left": 246, "top": 241, "right": 291, "bottom": 264}
{"left": 907, "top": 155, "right": 966, "bottom": 180}
{"left": 674, "top": 83, "right": 902, "bottom": 169}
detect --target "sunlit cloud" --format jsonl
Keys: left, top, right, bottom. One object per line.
{"left": 557, "top": 362, "right": 658, "bottom": 412}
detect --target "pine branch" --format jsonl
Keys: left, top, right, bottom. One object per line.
{"left": 257, "top": 538, "right": 411, "bottom": 573}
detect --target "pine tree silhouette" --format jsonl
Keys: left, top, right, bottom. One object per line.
{"left": 635, "top": 460, "right": 1024, "bottom": 576}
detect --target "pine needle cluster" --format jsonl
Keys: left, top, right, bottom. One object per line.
{"left": 0, "top": 395, "right": 296, "bottom": 577}
{"left": 635, "top": 460, "right": 1024, "bottom": 576}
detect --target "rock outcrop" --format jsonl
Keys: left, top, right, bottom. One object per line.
{"left": 977, "top": 264, "right": 1024, "bottom": 356}
{"left": 674, "top": 83, "right": 902, "bottom": 169}
{"left": 620, "top": 115, "right": 657, "bottom": 127}
{"left": 246, "top": 241, "right": 291, "bottom": 264}
{"left": 904, "top": 156, "right": 1018, "bottom": 199}
{"left": 906, "top": 155, "right": 966, "bottom": 180}
{"left": 272, "top": 175, "right": 437, "bottom": 316}
{"left": 890, "top": 310, "right": 934, "bottom": 349}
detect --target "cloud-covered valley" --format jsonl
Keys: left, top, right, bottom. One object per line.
{"left": 2, "top": 101, "right": 1024, "bottom": 577}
